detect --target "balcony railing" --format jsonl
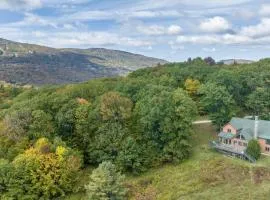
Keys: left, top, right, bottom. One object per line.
{"left": 210, "top": 141, "right": 256, "bottom": 163}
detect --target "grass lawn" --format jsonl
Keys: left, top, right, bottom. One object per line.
{"left": 65, "top": 123, "right": 270, "bottom": 200}
{"left": 127, "top": 124, "right": 270, "bottom": 200}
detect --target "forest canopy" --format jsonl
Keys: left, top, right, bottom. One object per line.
{"left": 0, "top": 58, "right": 270, "bottom": 199}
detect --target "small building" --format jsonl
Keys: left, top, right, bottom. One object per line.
{"left": 211, "top": 117, "right": 270, "bottom": 162}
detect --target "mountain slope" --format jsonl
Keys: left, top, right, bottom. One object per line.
{"left": 0, "top": 38, "right": 167, "bottom": 85}
{"left": 64, "top": 48, "right": 167, "bottom": 70}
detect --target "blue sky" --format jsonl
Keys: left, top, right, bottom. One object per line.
{"left": 0, "top": 0, "right": 270, "bottom": 61}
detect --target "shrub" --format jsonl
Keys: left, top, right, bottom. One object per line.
{"left": 85, "top": 161, "right": 127, "bottom": 200}
{"left": 246, "top": 139, "right": 261, "bottom": 160}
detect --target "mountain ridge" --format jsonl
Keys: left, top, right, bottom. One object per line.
{"left": 0, "top": 38, "right": 167, "bottom": 85}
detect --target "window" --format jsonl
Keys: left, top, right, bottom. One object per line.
{"left": 265, "top": 147, "right": 270, "bottom": 152}
{"left": 227, "top": 129, "right": 232, "bottom": 133}
{"left": 243, "top": 143, "right": 247, "bottom": 147}
{"left": 234, "top": 140, "right": 237, "bottom": 145}
{"left": 238, "top": 141, "right": 242, "bottom": 146}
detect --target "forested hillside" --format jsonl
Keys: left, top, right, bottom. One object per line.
{"left": 0, "top": 38, "right": 167, "bottom": 85}
{"left": 0, "top": 58, "right": 270, "bottom": 199}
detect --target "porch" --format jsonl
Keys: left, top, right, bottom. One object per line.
{"left": 218, "top": 132, "right": 248, "bottom": 153}
{"left": 210, "top": 141, "right": 256, "bottom": 163}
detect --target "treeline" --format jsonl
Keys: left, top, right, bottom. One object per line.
{"left": 0, "top": 57, "right": 270, "bottom": 199}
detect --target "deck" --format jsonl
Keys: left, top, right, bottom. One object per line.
{"left": 210, "top": 141, "right": 256, "bottom": 163}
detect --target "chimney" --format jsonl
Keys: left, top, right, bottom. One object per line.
{"left": 254, "top": 116, "right": 259, "bottom": 139}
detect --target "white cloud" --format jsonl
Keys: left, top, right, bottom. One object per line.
{"left": 2, "top": 13, "right": 58, "bottom": 30}
{"left": 67, "top": 11, "right": 116, "bottom": 21}
{"left": 137, "top": 24, "right": 182, "bottom": 36}
{"left": 180, "top": 0, "right": 251, "bottom": 7}
{"left": 65, "top": 9, "right": 183, "bottom": 22}
{"left": 240, "top": 18, "right": 270, "bottom": 38}
{"left": 43, "top": 0, "right": 90, "bottom": 5}
{"left": 177, "top": 35, "right": 219, "bottom": 44}
{"left": 169, "top": 41, "right": 185, "bottom": 50}
{"left": 129, "top": 10, "right": 183, "bottom": 18}
{"left": 132, "top": 0, "right": 251, "bottom": 11}
{"left": 51, "top": 32, "right": 151, "bottom": 47}
{"left": 176, "top": 34, "right": 252, "bottom": 45}
{"left": 137, "top": 25, "right": 166, "bottom": 36}
{"left": 199, "top": 16, "right": 231, "bottom": 33}
{"left": 0, "top": 0, "right": 42, "bottom": 10}
{"left": 233, "top": 9, "right": 255, "bottom": 20}
{"left": 1, "top": 30, "right": 152, "bottom": 48}
{"left": 32, "top": 31, "right": 46, "bottom": 37}
{"left": 202, "top": 47, "right": 216, "bottom": 52}
{"left": 168, "top": 25, "right": 182, "bottom": 35}
{"left": 63, "top": 24, "right": 76, "bottom": 30}
{"left": 18, "top": 13, "right": 57, "bottom": 27}
{"left": 259, "top": 4, "right": 270, "bottom": 16}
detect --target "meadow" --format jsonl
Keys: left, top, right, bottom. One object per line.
{"left": 64, "top": 123, "right": 270, "bottom": 200}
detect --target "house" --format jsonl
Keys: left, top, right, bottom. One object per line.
{"left": 218, "top": 117, "right": 270, "bottom": 155}
{"left": 211, "top": 117, "right": 270, "bottom": 162}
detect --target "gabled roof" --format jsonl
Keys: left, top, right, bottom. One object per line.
{"left": 229, "top": 117, "right": 270, "bottom": 140}
{"left": 238, "top": 128, "right": 254, "bottom": 141}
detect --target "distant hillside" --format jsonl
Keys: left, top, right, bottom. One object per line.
{"left": 220, "top": 59, "right": 254, "bottom": 65}
{"left": 0, "top": 38, "right": 167, "bottom": 85}
{"left": 64, "top": 48, "right": 166, "bottom": 70}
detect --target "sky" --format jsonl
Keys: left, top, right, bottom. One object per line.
{"left": 0, "top": 0, "right": 270, "bottom": 61}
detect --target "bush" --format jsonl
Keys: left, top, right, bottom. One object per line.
{"left": 85, "top": 161, "right": 127, "bottom": 200}
{"left": 246, "top": 139, "right": 261, "bottom": 160}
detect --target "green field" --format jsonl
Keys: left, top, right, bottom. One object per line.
{"left": 127, "top": 124, "right": 270, "bottom": 200}
{"left": 65, "top": 123, "right": 270, "bottom": 200}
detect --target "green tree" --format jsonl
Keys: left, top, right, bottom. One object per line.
{"left": 0, "top": 159, "right": 11, "bottom": 194}
{"left": 88, "top": 122, "right": 128, "bottom": 163}
{"left": 56, "top": 100, "right": 78, "bottom": 139}
{"left": 199, "top": 83, "right": 236, "bottom": 128}
{"left": 211, "top": 70, "right": 244, "bottom": 105}
{"left": 3, "top": 109, "right": 32, "bottom": 141}
{"left": 73, "top": 103, "right": 93, "bottom": 151}
{"left": 85, "top": 161, "right": 127, "bottom": 200}
{"left": 0, "top": 136, "right": 29, "bottom": 161}
{"left": 246, "top": 87, "right": 270, "bottom": 118}
{"left": 28, "top": 110, "right": 55, "bottom": 139}
{"left": 116, "top": 137, "right": 148, "bottom": 174}
{"left": 86, "top": 92, "right": 133, "bottom": 164}
{"left": 135, "top": 86, "right": 197, "bottom": 163}
{"left": 100, "top": 92, "right": 133, "bottom": 122}
{"left": 246, "top": 139, "right": 261, "bottom": 160}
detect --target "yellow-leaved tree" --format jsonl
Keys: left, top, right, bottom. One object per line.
{"left": 184, "top": 78, "right": 201, "bottom": 98}
{"left": 1, "top": 138, "right": 82, "bottom": 199}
